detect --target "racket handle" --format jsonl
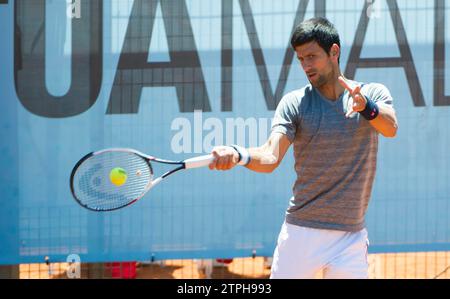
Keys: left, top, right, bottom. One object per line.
{"left": 184, "top": 154, "right": 214, "bottom": 169}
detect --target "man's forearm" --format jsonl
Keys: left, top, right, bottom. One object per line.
{"left": 244, "top": 132, "right": 292, "bottom": 173}
{"left": 208, "top": 132, "right": 291, "bottom": 172}
{"left": 368, "top": 104, "right": 398, "bottom": 137}
{"left": 245, "top": 146, "right": 279, "bottom": 173}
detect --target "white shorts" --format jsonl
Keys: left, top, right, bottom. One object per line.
{"left": 270, "top": 221, "right": 369, "bottom": 279}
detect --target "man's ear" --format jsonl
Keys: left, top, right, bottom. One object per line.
{"left": 330, "top": 43, "right": 340, "bottom": 61}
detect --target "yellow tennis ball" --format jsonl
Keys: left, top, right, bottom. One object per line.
{"left": 110, "top": 167, "right": 127, "bottom": 187}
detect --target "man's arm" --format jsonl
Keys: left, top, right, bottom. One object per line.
{"left": 339, "top": 76, "right": 398, "bottom": 138}
{"left": 245, "top": 132, "right": 292, "bottom": 173}
{"left": 208, "top": 132, "right": 292, "bottom": 173}
{"left": 367, "top": 103, "right": 398, "bottom": 137}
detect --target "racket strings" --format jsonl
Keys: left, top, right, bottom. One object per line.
{"left": 72, "top": 151, "right": 153, "bottom": 211}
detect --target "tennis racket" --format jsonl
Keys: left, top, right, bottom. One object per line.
{"left": 70, "top": 148, "right": 214, "bottom": 211}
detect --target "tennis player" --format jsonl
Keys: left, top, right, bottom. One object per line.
{"left": 208, "top": 17, "right": 398, "bottom": 279}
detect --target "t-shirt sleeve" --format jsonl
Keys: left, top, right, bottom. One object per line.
{"left": 271, "top": 92, "right": 300, "bottom": 143}
{"left": 362, "top": 83, "right": 394, "bottom": 108}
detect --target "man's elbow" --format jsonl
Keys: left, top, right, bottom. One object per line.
{"left": 259, "top": 161, "right": 281, "bottom": 173}
{"left": 381, "top": 124, "right": 398, "bottom": 138}
{"left": 264, "top": 166, "right": 277, "bottom": 173}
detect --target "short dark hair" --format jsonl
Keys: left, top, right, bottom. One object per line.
{"left": 290, "top": 17, "right": 340, "bottom": 58}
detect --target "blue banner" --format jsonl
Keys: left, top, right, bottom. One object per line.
{"left": 0, "top": 0, "right": 449, "bottom": 265}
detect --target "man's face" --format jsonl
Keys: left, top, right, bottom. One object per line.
{"left": 294, "top": 41, "right": 335, "bottom": 88}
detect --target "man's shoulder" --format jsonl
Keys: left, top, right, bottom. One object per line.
{"left": 360, "top": 81, "right": 390, "bottom": 93}
{"left": 282, "top": 85, "right": 314, "bottom": 103}
{"left": 358, "top": 82, "right": 393, "bottom": 103}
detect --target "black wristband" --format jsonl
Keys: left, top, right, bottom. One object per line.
{"left": 359, "top": 99, "right": 379, "bottom": 120}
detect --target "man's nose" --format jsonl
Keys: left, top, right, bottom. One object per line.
{"left": 303, "top": 65, "right": 313, "bottom": 73}
{"left": 301, "top": 61, "right": 312, "bottom": 71}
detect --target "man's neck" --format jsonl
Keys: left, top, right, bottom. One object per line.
{"left": 316, "top": 71, "right": 346, "bottom": 101}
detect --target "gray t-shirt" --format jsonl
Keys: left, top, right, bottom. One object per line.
{"left": 271, "top": 81, "right": 394, "bottom": 232}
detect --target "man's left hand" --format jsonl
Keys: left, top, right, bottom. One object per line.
{"left": 338, "top": 76, "right": 367, "bottom": 118}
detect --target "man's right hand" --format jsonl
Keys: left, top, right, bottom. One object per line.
{"left": 208, "top": 146, "right": 240, "bottom": 170}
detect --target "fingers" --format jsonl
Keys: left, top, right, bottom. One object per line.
{"left": 351, "top": 85, "right": 361, "bottom": 97}
{"left": 345, "top": 93, "right": 367, "bottom": 118}
{"left": 208, "top": 150, "right": 220, "bottom": 170}
{"left": 208, "top": 146, "right": 239, "bottom": 171}
{"left": 340, "top": 76, "right": 366, "bottom": 118}
{"left": 340, "top": 76, "right": 355, "bottom": 118}
{"left": 339, "top": 76, "right": 362, "bottom": 98}
{"left": 338, "top": 76, "right": 353, "bottom": 93}
{"left": 215, "top": 153, "right": 230, "bottom": 170}
{"left": 352, "top": 93, "right": 366, "bottom": 111}
{"left": 345, "top": 97, "right": 357, "bottom": 118}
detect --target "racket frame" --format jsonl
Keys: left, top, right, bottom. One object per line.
{"left": 70, "top": 148, "right": 210, "bottom": 211}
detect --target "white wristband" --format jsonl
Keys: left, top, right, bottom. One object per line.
{"left": 230, "top": 145, "right": 251, "bottom": 166}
